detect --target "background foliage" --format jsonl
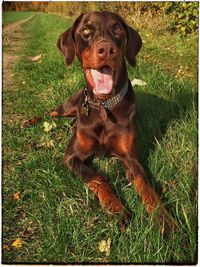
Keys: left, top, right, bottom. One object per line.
{"left": 162, "top": 2, "right": 199, "bottom": 34}
{"left": 3, "top": 1, "right": 199, "bottom": 35}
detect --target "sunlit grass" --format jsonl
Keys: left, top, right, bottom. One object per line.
{"left": 3, "top": 12, "right": 197, "bottom": 264}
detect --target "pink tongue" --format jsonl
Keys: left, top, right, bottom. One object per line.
{"left": 91, "top": 67, "right": 113, "bottom": 95}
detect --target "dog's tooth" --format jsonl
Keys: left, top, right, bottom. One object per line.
{"left": 91, "top": 69, "right": 95, "bottom": 74}
{"left": 91, "top": 69, "right": 97, "bottom": 78}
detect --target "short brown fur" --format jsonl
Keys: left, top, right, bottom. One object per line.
{"left": 22, "top": 11, "right": 177, "bottom": 233}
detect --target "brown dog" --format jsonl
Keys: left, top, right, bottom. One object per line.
{"left": 23, "top": 11, "right": 176, "bottom": 231}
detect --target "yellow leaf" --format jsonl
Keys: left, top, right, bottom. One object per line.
{"left": 98, "top": 238, "right": 111, "bottom": 256}
{"left": 98, "top": 240, "right": 107, "bottom": 253}
{"left": 181, "top": 26, "right": 186, "bottom": 32}
{"left": 43, "top": 122, "right": 52, "bottom": 132}
{"left": 105, "top": 238, "right": 111, "bottom": 256}
{"left": 29, "top": 54, "right": 42, "bottom": 62}
{"left": 43, "top": 121, "right": 56, "bottom": 132}
{"left": 37, "top": 140, "right": 55, "bottom": 149}
{"left": 13, "top": 192, "right": 21, "bottom": 201}
{"left": 12, "top": 238, "right": 23, "bottom": 248}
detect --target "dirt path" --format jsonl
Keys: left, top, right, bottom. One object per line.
{"left": 3, "top": 15, "right": 34, "bottom": 33}
{"left": 3, "top": 15, "right": 34, "bottom": 88}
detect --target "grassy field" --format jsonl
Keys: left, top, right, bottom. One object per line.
{"left": 2, "top": 11, "right": 35, "bottom": 26}
{"left": 2, "top": 12, "right": 197, "bottom": 264}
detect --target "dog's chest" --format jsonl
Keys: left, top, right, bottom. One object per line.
{"left": 77, "top": 106, "right": 132, "bottom": 153}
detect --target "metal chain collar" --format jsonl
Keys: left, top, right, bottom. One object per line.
{"left": 84, "top": 80, "right": 128, "bottom": 110}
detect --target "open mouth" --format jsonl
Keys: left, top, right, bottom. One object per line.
{"left": 85, "top": 66, "right": 114, "bottom": 96}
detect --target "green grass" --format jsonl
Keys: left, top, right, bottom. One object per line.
{"left": 3, "top": 12, "right": 197, "bottom": 264}
{"left": 139, "top": 30, "right": 198, "bottom": 81}
{"left": 2, "top": 11, "right": 35, "bottom": 26}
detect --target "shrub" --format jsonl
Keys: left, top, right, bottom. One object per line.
{"left": 162, "top": 2, "right": 198, "bottom": 34}
{"left": 3, "top": 2, "right": 198, "bottom": 35}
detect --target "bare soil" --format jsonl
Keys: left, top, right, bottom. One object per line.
{"left": 3, "top": 15, "right": 34, "bottom": 88}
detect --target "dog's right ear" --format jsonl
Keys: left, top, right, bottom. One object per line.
{"left": 57, "top": 28, "right": 75, "bottom": 66}
{"left": 57, "top": 13, "right": 84, "bottom": 66}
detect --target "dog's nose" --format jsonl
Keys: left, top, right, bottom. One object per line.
{"left": 96, "top": 42, "right": 116, "bottom": 60}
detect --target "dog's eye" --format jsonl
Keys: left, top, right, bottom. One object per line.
{"left": 112, "top": 24, "right": 122, "bottom": 35}
{"left": 83, "top": 28, "right": 90, "bottom": 35}
{"left": 82, "top": 26, "right": 93, "bottom": 37}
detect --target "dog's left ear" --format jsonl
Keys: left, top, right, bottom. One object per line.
{"left": 57, "top": 13, "right": 84, "bottom": 66}
{"left": 118, "top": 15, "right": 142, "bottom": 67}
{"left": 125, "top": 26, "right": 142, "bottom": 67}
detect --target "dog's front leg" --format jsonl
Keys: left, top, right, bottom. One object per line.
{"left": 64, "top": 134, "right": 130, "bottom": 224}
{"left": 112, "top": 133, "right": 177, "bottom": 233}
{"left": 121, "top": 154, "right": 177, "bottom": 233}
{"left": 21, "top": 88, "right": 83, "bottom": 128}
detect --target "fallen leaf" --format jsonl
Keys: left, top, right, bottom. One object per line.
{"left": 14, "top": 192, "right": 21, "bottom": 201}
{"left": 98, "top": 238, "right": 111, "bottom": 256}
{"left": 43, "top": 122, "right": 52, "bottom": 132}
{"left": 19, "top": 210, "right": 26, "bottom": 220}
{"left": 131, "top": 79, "right": 147, "bottom": 86}
{"left": 12, "top": 238, "right": 23, "bottom": 248}
{"left": 98, "top": 240, "right": 107, "bottom": 253}
{"left": 27, "top": 144, "right": 33, "bottom": 151}
{"left": 105, "top": 238, "right": 111, "bottom": 256}
{"left": 43, "top": 121, "right": 56, "bottom": 132}
{"left": 21, "top": 227, "right": 32, "bottom": 237}
{"left": 36, "top": 140, "right": 55, "bottom": 149}
{"left": 29, "top": 54, "right": 42, "bottom": 62}
{"left": 3, "top": 243, "right": 10, "bottom": 251}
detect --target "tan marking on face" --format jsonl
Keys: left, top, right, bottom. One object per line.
{"left": 81, "top": 47, "right": 99, "bottom": 69}
{"left": 81, "top": 44, "right": 122, "bottom": 70}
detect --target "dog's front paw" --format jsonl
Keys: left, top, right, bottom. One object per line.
{"left": 154, "top": 207, "right": 178, "bottom": 235}
{"left": 161, "top": 210, "right": 178, "bottom": 235}
{"left": 21, "top": 116, "right": 42, "bottom": 128}
{"left": 117, "top": 209, "right": 132, "bottom": 232}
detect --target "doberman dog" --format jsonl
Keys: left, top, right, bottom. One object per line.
{"left": 23, "top": 11, "right": 176, "bottom": 232}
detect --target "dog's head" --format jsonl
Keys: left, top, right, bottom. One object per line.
{"left": 58, "top": 11, "right": 142, "bottom": 99}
